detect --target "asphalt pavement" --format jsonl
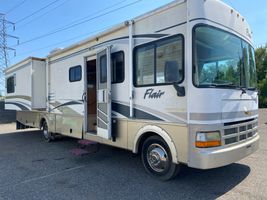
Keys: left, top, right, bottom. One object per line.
{"left": 0, "top": 110, "right": 266, "bottom": 200}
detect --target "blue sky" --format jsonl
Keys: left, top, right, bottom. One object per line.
{"left": 0, "top": 0, "right": 267, "bottom": 92}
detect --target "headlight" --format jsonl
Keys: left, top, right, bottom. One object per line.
{"left": 195, "top": 131, "right": 221, "bottom": 148}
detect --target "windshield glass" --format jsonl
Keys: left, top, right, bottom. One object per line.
{"left": 193, "top": 25, "right": 257, "bottom": 89}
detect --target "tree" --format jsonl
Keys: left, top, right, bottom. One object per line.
{"left": 255, "top": 44, "right": 267, "bottom": 108}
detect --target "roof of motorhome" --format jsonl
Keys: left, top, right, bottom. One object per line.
{"left": 4, "top": 57, "right": 45, "bottom": 74}
{"left": 47, "top": 0, "right": 185, "bottom": 58}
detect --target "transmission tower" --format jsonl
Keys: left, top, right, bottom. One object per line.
{"left": 0, "top": 13, "right": 19, "bottom": 94}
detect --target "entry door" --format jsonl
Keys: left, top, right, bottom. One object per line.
{"left": 96, "top": 47, "right": 112, "bottom": 139}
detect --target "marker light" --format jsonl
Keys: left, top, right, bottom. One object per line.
{"left": 196, "top": 131, "right": 221, "bottom": 148}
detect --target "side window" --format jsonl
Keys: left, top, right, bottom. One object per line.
{"left": 69, "top": 65, "right": 82, "bottom": 82}
{"left": 135, "top": 45, "right": 154, "bottom": 85}
{"left": 134, "top": 35, "right": 184, "bottom": 87}
{"left": 111, "top": 51, "right": 124, "bottom": 84}
{"left": 100, "top": 55, "right": 107, "bottom": 83}
{"left": 7, "top": 76, "right": 15, "bottom": 94}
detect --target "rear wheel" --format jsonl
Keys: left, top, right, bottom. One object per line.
{"left": 42, "top": 121, "right": 54, "bottom": 142}
{"left": 141, "top": 135, "right": 180, "bottom": 181}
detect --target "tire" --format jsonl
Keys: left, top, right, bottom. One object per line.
{"left": 16, "top": 121, "right": 21, "bottom": 130}
{"left": 141, "top": 135, "right": 180, "bottom": 181}
{"left": 42, "top": 121, "right": 54, "bottom": 142}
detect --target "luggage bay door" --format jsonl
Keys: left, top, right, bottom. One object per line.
{"left": 96, "top": 47, "right": 112, "bottom": 139}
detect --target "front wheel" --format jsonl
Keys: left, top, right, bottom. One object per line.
{"left": 141, "top": 135, "right": 180, "bottom": 181}
{"left": 42, "top": 121, "right": 55, "bottom": 142}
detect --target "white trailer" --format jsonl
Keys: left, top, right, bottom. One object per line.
{"left": 5, "top": 0, "right": 259, "bottom": 180}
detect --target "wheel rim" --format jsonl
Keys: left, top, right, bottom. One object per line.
{"left": 43, "top": 123, "right": 49, "bottom": 139}
{"left": 146, "top": 143, "right": 169, "bottom": 173}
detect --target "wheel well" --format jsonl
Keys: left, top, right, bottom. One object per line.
{"left": 39, "top": 118, "right": 46, "bottom": 129}
{"left": 137, "top": 132, "right": 160, "bottom": 154}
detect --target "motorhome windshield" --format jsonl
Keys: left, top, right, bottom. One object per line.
{"left": 193, "top": 25, "right": 257, "bottom": 90}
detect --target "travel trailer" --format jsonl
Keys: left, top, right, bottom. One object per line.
{"left": 5, "top": 0, "right": 259, "bottom": 180}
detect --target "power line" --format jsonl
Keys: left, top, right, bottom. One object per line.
{"left": 6, "top": 0, "right": 27, "bottom": 15}
{"left": 14, "top": 24, "right": 114, "bottom": 58}
{"left": 56, "top": 0, "right": 129, "bottom": 31}
{"left": 14, "top": 0, "right": 142, "bottom": 47}
{"left": 16, "top": 0, "right": 71, "bottom": 30}
{"left": 15, "top": 0, "right": 61, "bottom": 24}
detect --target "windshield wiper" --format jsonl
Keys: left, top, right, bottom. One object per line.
{"left": 209, "top": 83, "right": 237, "bottom": 88}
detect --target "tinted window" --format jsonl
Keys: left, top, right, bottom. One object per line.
{"left": 7, "top": 76, "right": 15, "bottom": 93}
{"left": 69, "top": 65, "right": 82, "bottom": 82}
{"left": 134, "top": 35, "right": 184, "bottom": 87}
{"left": 112, "top": 51, "right": 124, "bottom": 84}
{"left": 100, "top": 55, "right": 107, "bottom": 83}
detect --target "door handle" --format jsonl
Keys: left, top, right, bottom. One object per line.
{"left": 82, "top": 92, "right": 87, "bottom": 102}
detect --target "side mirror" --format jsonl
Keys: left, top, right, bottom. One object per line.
{"left": 173, "top": 83, "right": 185, "bottom": 97}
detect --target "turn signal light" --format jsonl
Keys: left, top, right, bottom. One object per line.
{"left": 195, "top": 140, "right": 221, "bottom": 148}
{"left": 195, "top": 132, "right": 221, "bottom": 148}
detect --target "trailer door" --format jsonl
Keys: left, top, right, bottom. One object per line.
{"left": 96, "top": 47, "right": 112, "bottom": 139}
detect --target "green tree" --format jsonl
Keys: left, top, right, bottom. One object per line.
{"left": 255, "top": 44, "right": 267, "bottom": 107}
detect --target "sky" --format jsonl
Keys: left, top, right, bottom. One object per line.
{"left": 0, "top": 0, "right": 267, "bottom": 92}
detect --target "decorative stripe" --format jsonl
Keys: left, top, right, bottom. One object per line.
{"left": 112, "top": 102, "right": 162, "bottom": 121}
{"left": 51, "top": 100, "right": 83, "bottom": 111}
{"left": 190, "top": 110, "right": 258, "bottom": 121}
{"left": 5, "top": 95, "right": 32, "bottom": 101}
{"left": 5, "top": 102, "right": 30, "bottom": 111}
{"left": 155, "top": 21, "right": 187, "bottom": 33}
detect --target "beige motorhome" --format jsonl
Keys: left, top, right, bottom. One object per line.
{"left": 5, "top": 0, "right": 259, "bottom": 180}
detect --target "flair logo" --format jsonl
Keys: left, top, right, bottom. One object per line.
{"left": 144, "top": 89, "right": 165, "bottom": 99}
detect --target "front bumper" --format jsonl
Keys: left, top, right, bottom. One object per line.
{"left": 188, "top": 134, "right": 259, "bottom": 169}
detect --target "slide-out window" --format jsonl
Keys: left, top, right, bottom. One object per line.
{"left": 134, "top": 35, "right": 184, "bottom": 87}
{"left": 69, "top": 65, "right": 82, "bottom": 82}
{"left": 111, "top": 51, "right": 124, "bottom": 84}
{"left": 7, "top": 76, "right": 15, "bottom": 94}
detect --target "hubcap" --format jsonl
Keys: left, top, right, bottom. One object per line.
{"left": 147, "top": 144, "right": 168, "bottom": 173}
{"left": 43, "top": 125, "right": 49, "bottom": 139}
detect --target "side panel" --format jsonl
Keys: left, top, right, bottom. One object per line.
{"left": 5, "top": 63, "right": 32, "bottom": 111}
{"left": 32, "top": 60, "right": 46, "bottom": 109}
{"left": 48, "top": 52, "right": 85, "bottom": 139}
{"left": 17, "top": 110, "right": 42, "bottom": 128}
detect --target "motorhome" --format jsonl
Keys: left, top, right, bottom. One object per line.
{"left": 5, "top": 0, "right": 259, "bottom": 180}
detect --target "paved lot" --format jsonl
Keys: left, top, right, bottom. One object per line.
{"left": 0, "top": 111, "right": 266, "bottom": 200}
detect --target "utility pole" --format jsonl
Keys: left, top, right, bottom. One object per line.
{"left": 0, "top": 13, "right": 19, "bottom": 95}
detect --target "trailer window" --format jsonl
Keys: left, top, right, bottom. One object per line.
{"left": 134, "top": 35, "right": 184, "bottom": 87}
{"left": 7, "top": 76, "right": 15, "bottom": 93}
{"left": 69, "top": 65, "right": 82, "bottom": 82}
{"left": 111, "top": 51, "right": 124, "bottom": 84}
